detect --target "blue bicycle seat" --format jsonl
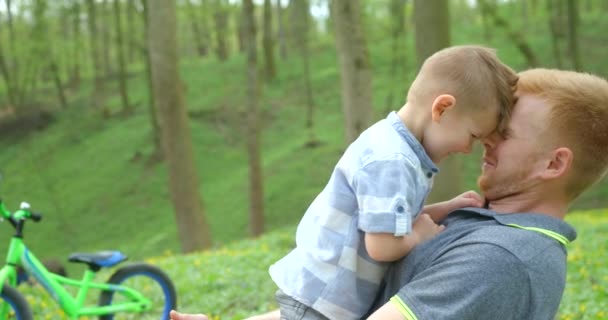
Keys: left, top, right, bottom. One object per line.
{"left": 68, "top": 251, "right": 128, "bottom": 271}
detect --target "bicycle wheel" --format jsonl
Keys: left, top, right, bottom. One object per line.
{"left": 0, "top": 285, "right": 33, "bottom": 320}
{"left": 98, "top": 263, "right": 177, "bottom": 320}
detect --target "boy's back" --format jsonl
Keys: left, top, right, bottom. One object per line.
{"left": 270, "top": 112, "right": 438, "bottom": 319}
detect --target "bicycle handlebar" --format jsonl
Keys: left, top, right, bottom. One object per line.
{"left": 0, "top": 198, "right": 43, "bottom": 223}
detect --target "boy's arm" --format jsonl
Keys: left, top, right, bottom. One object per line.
{"left": 365, "top": 214, "right": 444, "bottom": 262}
{"left": 423, "top": 191, "right": 484, "bottom": 223}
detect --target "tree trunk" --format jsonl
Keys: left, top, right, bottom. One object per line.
{"left": 521, "top": 0, "right": 529, "bottom": 29}
{"left": 86, "top": 0, "right": 103, "bottom": 92}
{"left": 5, "top": 0, "right": 16, "bottom": 53}
{"left": 478, "top": 0, "right": 539, "bottom": 68}
{"left": 547, "top": 0, "right": 564, "bottom": 68}
{"left": 276, "top": 0, "right": 288, "bottom": 59}
{"left": 113, "top": 0, "right": 131, "bottom": 114}
{"left": 292, "top": 0, "right": 316, "bottom": 140}
{"left": 0, "top": 45, "right": 16, "bottom": 108}
{"left": 331, "top": 0, "right": 373, "bottom": 145}
{"left": 186, "top": 0, "right": 208, "bottom": 56}
{"left": 414, "top": 0, "right": 450, "bottom": 66}
{"left": 147, "top": 0, "right": 213, "bottom": 252}
{"left": 214, "top": 1, "right": 229, "bottom": 61}
{"left": 263, "top": 0, "right": 277, "bottom": 81}
{"left": 141, "top": 0, "right": 162, "bottom": 158}
{"left": 386, "top": 0, "right": 407, "bottom": 108}
{"left": 566, "top": 0, "right": 581, "bottom": 70}
{"left": 70, "top": 0, "right": 82, "bottom": 88}
{"left": 242, "top": 0, "right": 265, "bottom": 237}
{"left": 127, "top": 0, "right": 137, "bottom": 63}
{"left": 101, "top": 0, "right": 112, "bottom": 78}
{"left": 49, "top": 61, "right": 68, "bottom": 109}
{"left": 237, "top": 13, "right": 246, "bottom": 53}
{"left": 414, "top": 0, "right": 463, "bottom": 204}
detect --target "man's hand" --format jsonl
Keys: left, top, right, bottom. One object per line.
{"left": 412, "top": 213, "right": 445, "bottom": 244}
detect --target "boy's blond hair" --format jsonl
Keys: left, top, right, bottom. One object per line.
{"left": 407, "top": 45, "right": 518, "bottom": 136}
{"left": 517, "top": 68, "right": 608, "bottom": 200}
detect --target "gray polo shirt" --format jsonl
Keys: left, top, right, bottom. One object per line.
{"left": 368, "top": 207, "right": 576, "bottom": 320}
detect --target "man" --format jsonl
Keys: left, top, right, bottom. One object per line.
{"left": 171, "top": 68, "right": 608, "bottom": 320}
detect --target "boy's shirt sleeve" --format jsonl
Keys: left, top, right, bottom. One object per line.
{"left": 353, "top": 155, "right": 419, "bottom": 236}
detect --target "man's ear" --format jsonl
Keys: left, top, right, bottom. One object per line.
{"left": 431, "top": 94, "right": 456, "bottom": 123}
{"left": 541, "top": 147, "right": 573, "bottom": 180}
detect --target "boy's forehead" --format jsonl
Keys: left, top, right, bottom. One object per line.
{"left": 472, "top": 107, "right": 500, "bottom": 133}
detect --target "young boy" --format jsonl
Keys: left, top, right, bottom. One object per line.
{"left": 268, "top": 45, "right": 519, "bottom": 320}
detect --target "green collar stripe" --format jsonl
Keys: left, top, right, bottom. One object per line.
{"left": 390, "top": 296, "right": 418, "bottom": 320}
{"left": 506, "top": 224, "right": 570, "bottom": 246}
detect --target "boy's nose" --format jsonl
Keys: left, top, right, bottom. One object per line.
{"left": 482, "top": 132, "right": 500, "bottom": 150}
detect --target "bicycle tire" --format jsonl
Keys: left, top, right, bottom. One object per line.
{"left": 0, "top": 285, "right": 33, "bottom": 320}
{"left": 98, "top": 263, "right": 177, "bottom": 320}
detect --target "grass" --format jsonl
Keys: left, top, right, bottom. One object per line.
{"left": 17, "top": 209, "right": 607, "bottom": 319}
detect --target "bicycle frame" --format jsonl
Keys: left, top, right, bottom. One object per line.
{"left": 0, "top": 203, "right": 152, "bottom": 319}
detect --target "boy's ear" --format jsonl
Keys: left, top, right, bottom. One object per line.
{"left": 431, "top": 94, "right": 456, "bottom": 123}
{"left": 541, "top": 147, "right": 573, "bottom": 180}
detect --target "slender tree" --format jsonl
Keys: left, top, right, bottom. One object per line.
{"left": 276, "top": 0, "right": 288, "bottom": 59}
{"left": 126, "top": 0, "right": 137, "bottom": 63}
{"left": 147, "top": 0, "right": 213, "bottom": 251}
{"left": 386, "top": 0, "right": 408, "bottom": 108}
{"left": 0, "top": 42, "right": 16, "bottom": 108}
{"left": 101, "top": 0, "right": 112, "bottom": 77}
{"left": 478, "top": 0, "right": 539, "bottom": 67}
{"left": 291, "top": 0, "right": 316, "bottom": 141}
{"left": 113, "top": 0, "right": 131, "bottom": 114}
{"left": 69, "top": 0, "right": 82, "bottom": 88}
{"left": 414, "top": 0, "right": 463, "bottom": 204}
{"left": 5, "top": 0, "right": 16, "bottom": 53}
{"left": 547, "top": 0, "right": 564, "bottom": 68}
{"left": 186, "top": 0, "right": 209, "bottom": 56}
{"left": 566, "top": 0, "right": 581, "bottom": 70}
{"left": 213, "top": 0, "right": 229, "bottom": 61}
{"left": 86, "top": 0, "right": 103, "bottom": 92}
{"left": 141, "top": 0, "right": 162, "bottom": 157}
{"left": 331, "top": 0, "right": 373, "bottom": 145}
{"left": 242, "top": 0, "right": 265, "bottom": 237}
{"left": 33, "top": 0, "right": 67, "bottom": 110}
{"left": 262, "top": 0, "right": 276, "bottom": 81}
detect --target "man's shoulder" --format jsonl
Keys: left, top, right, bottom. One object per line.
{"left": 471, "top": 225, "right": 565, "bottom": 257}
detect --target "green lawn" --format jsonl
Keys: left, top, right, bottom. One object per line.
{"left": 18, "top": 209, "right": 607, "bottom": 319}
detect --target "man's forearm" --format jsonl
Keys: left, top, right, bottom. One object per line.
{"left": 367, "top": 302, "right": 407, "bottom": 320}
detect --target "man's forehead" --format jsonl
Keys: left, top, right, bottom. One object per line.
{"left": 509, "top": 94, "right": 549, "bottom": 133}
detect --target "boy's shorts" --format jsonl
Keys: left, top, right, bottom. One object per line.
{"left": 275, "top": 290, "right": 329, "bottom": 320}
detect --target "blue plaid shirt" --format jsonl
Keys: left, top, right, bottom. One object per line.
{"left": 269, "top": 112, "right": 438, "bottom": 319}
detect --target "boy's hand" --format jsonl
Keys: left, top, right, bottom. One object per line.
{"left": 447, "top": 190, "right": 484, "bottom": 211}
{"left": 412, "top": 213, "right": 445, "bottom": 244}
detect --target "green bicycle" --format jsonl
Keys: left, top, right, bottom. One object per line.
{"left": 0, "top": 199, "right": 177, "bottom": 319}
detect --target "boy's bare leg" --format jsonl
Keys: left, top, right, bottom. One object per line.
{"left": 170, "top": 309, "right": 280, "bottom": 320}
{"left": 169, "top": 310, "right": 209, "bottom": 320}
{"left": 244, "top": 309, "right": 281, "bottom": 320}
